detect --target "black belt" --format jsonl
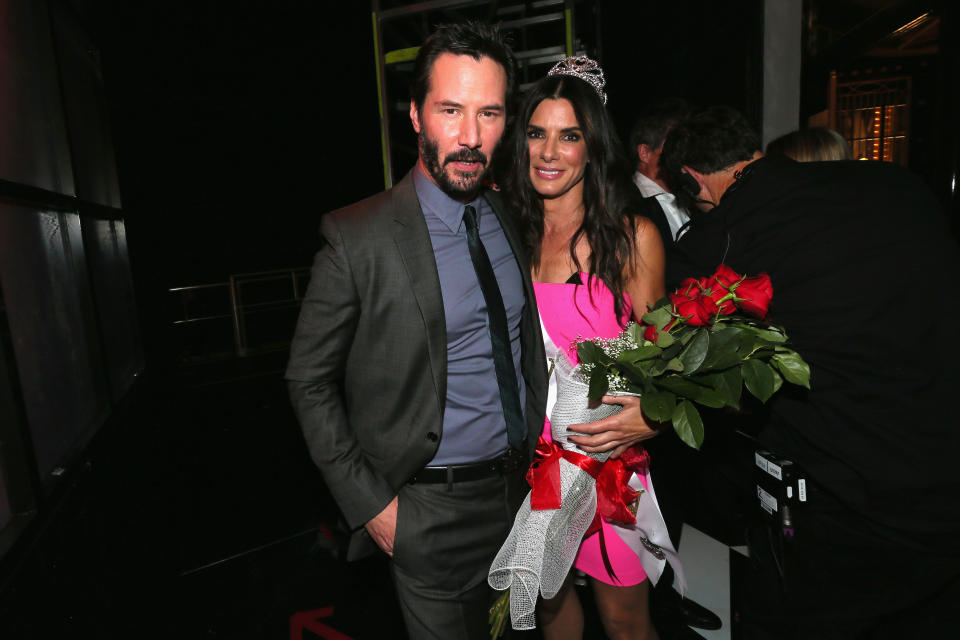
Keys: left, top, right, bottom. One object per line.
{"left": 409, "top": 449, "right": 526, "bottom": 485}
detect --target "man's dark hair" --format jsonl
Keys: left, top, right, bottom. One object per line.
{"left": 660, "top": 105, "right": 761, "bottom": 188}
{"left": 627, "top": 97, "right": 691, "bottom": 158}
{"left": 410, "top": 21, "right": 517, "bottom": 113}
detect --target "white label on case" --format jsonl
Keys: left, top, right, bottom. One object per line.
{"left": 755, "top": 453, "right": 767, "bottom": 471}
{"left": 758, "top": 486, "right": 778, "bottom": 514}
{"left": 767, "top": 461, "right": 783, "bottom": 480}
{"left": 798, "top": 479, "right": 807, "bottom": 502}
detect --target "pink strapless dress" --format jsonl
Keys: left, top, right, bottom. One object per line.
{"left": 533, "top": 273, "right": 650, "bottom": 586}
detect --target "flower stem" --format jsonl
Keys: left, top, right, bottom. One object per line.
{"left": 488, "top": 590, "right": 511, "bottom": 639}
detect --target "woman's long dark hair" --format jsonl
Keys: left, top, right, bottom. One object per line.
{"left": 503, "top": 74, "right": 639, "bottom": 324}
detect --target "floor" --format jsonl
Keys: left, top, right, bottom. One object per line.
{"left": 170, "top": 367, "right": 737, "bottom": 639}
{"left": 0, "top": 360, "right": 737, "bottom": 639}
{"left": 676, "top": 525, "right": 733, "bottom": 640}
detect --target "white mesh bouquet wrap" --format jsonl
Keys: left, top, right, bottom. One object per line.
{"left": 488, "top": 355, "right": 621, "bottom": 631}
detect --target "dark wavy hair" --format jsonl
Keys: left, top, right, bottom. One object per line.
{"left": 410, "top": 21, "right": 517, "bottom": 113}
{"left": 504, "top": 74, "right": 639, "bottom": 324}
{"left": 627, "top": 97, "right": 692, "bottom": 158}
{"left": 661, "top": 105, "right": 761, "bottom": 194}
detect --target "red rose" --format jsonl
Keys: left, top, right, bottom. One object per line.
{"left": 643, "top": 324, "right": 659, "bottom": 342}
{"left": 712, "top": 264, "right": 743, "bottom": 289}
{"left": 677, "top": 277, "right": 703, "bottom": 297}
{"left": 736, "top": 273, "right": 773, "bottom": 319}
{"left": 702, "top": 282, "right": 736, "bottom": 315}
{"left": 670, "top": 292, "right": 719, "bottom": 326}
{"left": 643, "top": 318, "right": 677, "bottom": 342}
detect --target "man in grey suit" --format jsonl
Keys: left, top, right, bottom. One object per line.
{"left": 287, "top": 22, "right": 657, "bottom": 639}
{"left": 286, "top": 23, "right": 544, "bottom": 639}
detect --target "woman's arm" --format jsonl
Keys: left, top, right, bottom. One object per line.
{"left": 567, "top": 215, "right": 667, "bottom": 457}
{"left": 624, "top": 215, "right": 666, "bottom": 319}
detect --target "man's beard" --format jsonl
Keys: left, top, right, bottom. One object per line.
{"left": 419, "top": 132, "right": 491, "bottom": 199}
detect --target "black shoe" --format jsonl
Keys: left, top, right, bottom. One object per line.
{"left": 653, "top": 586, "right": 722, "bottom": 631}
{"left": 655, "top": 618, "right": 707, "bottom": 640}
{"left": 677, "top": 596, "right": 721, "bottom": 631}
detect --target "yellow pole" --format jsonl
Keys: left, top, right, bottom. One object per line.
{"left": 372, "top": 12, "right": 391, "bottom": 189}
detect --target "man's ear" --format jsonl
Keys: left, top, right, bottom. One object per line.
{"left": 638, "top": 143, "right": 652, "bottom": 164}
{"left": 410, "top": 100, "right": 421, "bottom": 134}
{"left": 679, "top": 166, "right": 704, "bottom": 196}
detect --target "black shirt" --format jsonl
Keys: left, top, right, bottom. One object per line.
{"left": 667, "top": 156, "right": 960, "bottom": 542}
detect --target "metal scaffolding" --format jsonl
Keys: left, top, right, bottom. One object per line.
{"left": 371, "top": 0, "right": 598, "bottom": 188}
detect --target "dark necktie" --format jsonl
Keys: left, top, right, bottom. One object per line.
{"left": 463, "top": 205, "right": 526, "bottom": 453}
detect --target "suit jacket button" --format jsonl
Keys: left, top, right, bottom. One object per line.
{"left": 426, "top": 432, "right": 438, "bottom": 442}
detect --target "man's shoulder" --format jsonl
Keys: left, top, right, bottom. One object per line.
{"left": 323, "top": 173, "right": 418, "bottom": 235}
{"left": 483, "top": 186, "right": 509, "bottom": 211}
{"left": 326, "top": 184, "right": 400, "bottom": 226}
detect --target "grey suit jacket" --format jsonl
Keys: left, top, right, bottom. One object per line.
{"left": 286, "top": 170, "right": 547, "bottom": 559}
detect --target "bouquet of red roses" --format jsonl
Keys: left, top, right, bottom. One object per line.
{"left": 576, "top": 264, "right": 810, "bottom": 449}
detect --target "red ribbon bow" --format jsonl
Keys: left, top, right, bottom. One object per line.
{"left": 526, "top": 437, "right": 604, "bottom": 510}
{"left": 593, "top": 446, "right": 651, "bottom": 528}
{"left": 526, "top": 436, "right": 651, "bottom": 526}
{"left": 525, "top": 436, "right": 652, "bottom": 582}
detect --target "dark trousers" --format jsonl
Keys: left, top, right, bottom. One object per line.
{"left": 735, "top": 496, "right": 960, "bottom": 639}
{"left": 390, "top": 470, "right": 526, "bottom": 640}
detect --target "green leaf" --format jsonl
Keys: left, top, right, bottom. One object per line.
{"left": 577, "top": 340, "right": 603, "bottom": 364}
{"left": 619, "top": 345, "right": 662, "bottom": 363}
{"left": 661, "top": 341, "right": 683, "bottom": 360}
{"left": 654, "top": 375, "right": 716, "bottom": 403}
{"left": 588, "top": 366, "right": 610, "bottom": 399}
{"left": 672, "top": 400, "right": 705, "bottom": 449}
{"left": 654, "top": 330, "right": 675, "bottom": 348}
{"left": 665, "top": 357, "right": 684, "bottom": 372}
{"left": 654, "top": 374, "right": 726, "bottom": 409}
{"left": 771, "top": 368, "right": 783, "bottom": 394}
{"left": 615, "top": 361, "right": 652, "bottom": 385}
{"left": 738, "top": 324, "right": 788, "bottom": 343}
{"left": 678, "top": 330, "right": 710, "bottom": 374}
{"left": 718, "top": 366, "right": 743, "bottom": 408}
{"left": 698, "top": 327, "right": 747, "bottom": 372}
{"left": 695, "top": 370, "right": 742, "bottom": 408}
{"left": 771, "top": 351, "right": 811, "bottom": 388}
{"left": 647, "top": 358, "right": 669, "bottom": 376}
{"left": 735, "top": 332, "right": 779, "bottom": 360}
{"left": 688, "top": 384, "right": 727, "bottom": 408}
{"left": 642, "top": 305, "right": 674, "bottom": 330}
{"left": 618, "top": 359, "right": 652, "bottom": 380}
{"left": 641, "top": 389, "right": 676, "bottom": 422}
{"left": 742, "top": 359, "right": 777, "bottom": 403}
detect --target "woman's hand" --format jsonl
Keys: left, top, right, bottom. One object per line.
{"left": 566, "top": 395, "right": 661, "bottom": 458}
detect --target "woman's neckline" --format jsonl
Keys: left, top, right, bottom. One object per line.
{"left": 532, "top": 271, "right": 586, "bottom": 285}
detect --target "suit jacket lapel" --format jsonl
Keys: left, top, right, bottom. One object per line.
{"left": 392, "top": 172, "right": 447, "bottom": 413}
{"left": 485, "top": 190, "right": 527, "bottom": 275}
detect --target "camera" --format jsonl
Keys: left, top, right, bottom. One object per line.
{"left": 754, "top": 449, "right": 808, "bottom": 536}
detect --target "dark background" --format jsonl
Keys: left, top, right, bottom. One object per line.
{"left": 0, "top": 1, "right": 956, "bottom": 638}
{"left": 96, "top": 0, "right": 768, "bottom": 334}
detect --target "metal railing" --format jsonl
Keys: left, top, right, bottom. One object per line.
{"left": 170, "top": 267, "right": 310, "bottom": 361}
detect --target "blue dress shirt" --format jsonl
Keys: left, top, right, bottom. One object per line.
{"left": 413, "top": 167, "right": 526, "bottom": 465}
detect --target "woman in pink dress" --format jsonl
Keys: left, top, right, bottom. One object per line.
{"left": 502, "top": 58, "right": 666, "bottom": 640}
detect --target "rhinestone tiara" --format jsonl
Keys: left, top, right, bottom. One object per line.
{"left": 546, "top": 55, "right": 607, "bottom": 105}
